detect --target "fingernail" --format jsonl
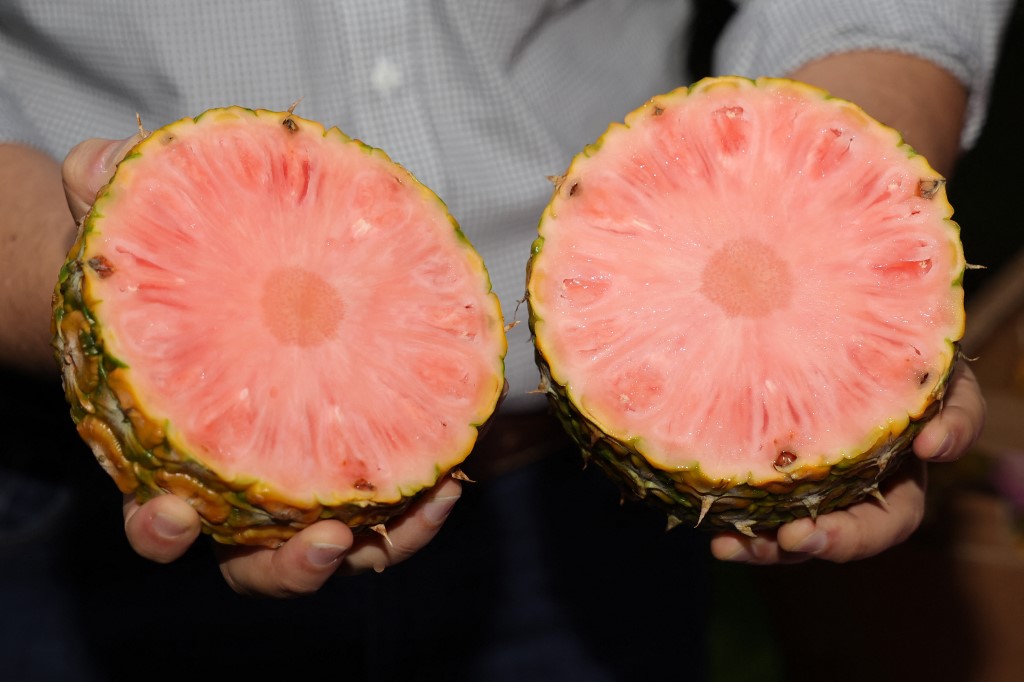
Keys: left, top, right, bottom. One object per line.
{"left": 793, "top": 529, "right": 828, "bottom": 554}
{"left": 930, "top": 433, "right": 954, "bottom": 462}
{"left": 718, "top": 539, "right": 752, "bottom": 562}
{"left": 101, "top": 138, "right": 141, "bottom": 173}
{"left": 307, "top": 543, "right": 346, "bottom": 568}
{"left": 153, "top": 512, "right": 190, "bottom": 540}
{"left": 423, "top": 495, "right": 460, "bottom": 525}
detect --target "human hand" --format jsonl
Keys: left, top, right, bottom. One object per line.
{"left": 62, "top": 136, "right": 467, "bottom": 596}
{"left": 122, "top": 476, "right": 462, "bottom": 596}
{"left": 710, "top": 364, "right": 985, "bottom": 564}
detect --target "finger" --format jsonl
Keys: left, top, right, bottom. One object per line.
{"left": 217, "top": 520, "right": 355, "bottom": 598}
{"left": 914, "top": 364, "right": 985, "bottom": 463}
{"left": 712, "top": 461, "right": 927, "bottom": 564}
{"left": 775, "top": 461, "right": 927, "bottom": 563}
{"left": 219, "top": 476, "right": 460, "bottom": 594}
{"left": 710, "top": 528, "right": 814, "bottom": 565}
{"left": 62, "top": 135, "right": 144, "bottom": 220}
{"left": 338, "top": 475, "right": 462, "bottom": 575}
{"left": 123, "top": 493, "right": 202, "bottom": 564}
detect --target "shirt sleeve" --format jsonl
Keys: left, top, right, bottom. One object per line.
{"left": 713, "top": 0, "right": 1015, "bottom": 148}
{"left": 0, "top": 47, "right": 47, "bottom": 150}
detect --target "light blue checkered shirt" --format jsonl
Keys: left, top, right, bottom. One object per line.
{"left": 0, "top": 0, "right": 1010, "bottom": 409}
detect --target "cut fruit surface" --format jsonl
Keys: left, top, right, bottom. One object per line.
{"left": 527, "top": 77, "right": 964, "bottom": 533}
{"left": 54, "top": 107, "right": 506, "bottom": 545}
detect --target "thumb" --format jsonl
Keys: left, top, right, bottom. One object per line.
{"left": 62, "top": 135, "right": 144, "bottom": 221}
{"left": 123, "top": 493, "right": 202, "bottom": 564}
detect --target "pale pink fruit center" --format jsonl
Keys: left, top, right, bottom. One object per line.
{"left": 261, "top": 266, "right": 344, "bottom": 346}
{"left": 700, "top": 238, "right": 793, "bottom": 317}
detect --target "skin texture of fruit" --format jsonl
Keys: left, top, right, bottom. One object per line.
{"left": 526, "top": 76, "right": 965, "bottom": 535}
{"left": 53, "top": 107, "right": 507, "bottom": 547}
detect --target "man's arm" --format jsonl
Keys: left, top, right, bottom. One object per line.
{"left": 789, "top": 50, "right": 967, "bottom": 176}
{"left": 0, "top": 144, "right": 78, "bottom": 373}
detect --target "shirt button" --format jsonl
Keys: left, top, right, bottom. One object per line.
{"left": 370, "top": 57, "right": 403, "bottom": 96}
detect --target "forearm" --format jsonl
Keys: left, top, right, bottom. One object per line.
{"left": 0, "top": 143, "right": 77, "bottom": 374}
{"left": 788, "top": 51, "right": 967, "bottom": 178}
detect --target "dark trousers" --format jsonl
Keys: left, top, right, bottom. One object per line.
{"left": 1, "top": 372, "right": 709, "bottom": 681}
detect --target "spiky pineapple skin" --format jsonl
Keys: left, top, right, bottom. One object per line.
{"left": 51, "top": 107, "right": 487, "bottom": 548}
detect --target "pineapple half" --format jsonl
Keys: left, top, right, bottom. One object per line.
{"left": 53, "top": 107, "right": 507, "bottom": 547}
{"left": 526, "top": 77, "right": 965, "bottom": 535}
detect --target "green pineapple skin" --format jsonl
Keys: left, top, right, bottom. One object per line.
{"left": 533, "top": 347, "right": 952, "bottom": 536}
